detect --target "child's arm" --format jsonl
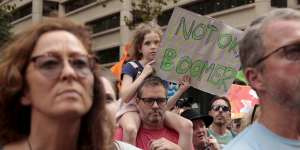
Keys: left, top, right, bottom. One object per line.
{"left": 119, "top": 111, "right": 141, "bottom": 145}
{"left": 120, "top": 61, "right": 154, "bottom": 103}
{"left": 166, "top": 75, "right": 191, "bottom": 110}
{"left": 165, "top": 111, "right": 193, "bottom": 150}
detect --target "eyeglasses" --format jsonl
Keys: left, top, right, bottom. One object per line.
{"left": 211, "top": 105, "right": 230, "bottom": 112}
{"left": 253, "top": 42, "right": 300, "bottom": 66}
{"left": 30, "top": 53, "right": 95, "bottom": 79}
{"left": 139, "top": 97, "right": 167, "bottom": 106}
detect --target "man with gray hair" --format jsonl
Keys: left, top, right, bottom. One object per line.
{"left": 224, "top": 8, "right": 300, "bottom": 149}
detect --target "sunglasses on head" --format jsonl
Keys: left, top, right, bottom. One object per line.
{"left": 253, "top": 42, "right": 300, "bottom": 66}
{"left": 30, "top": 52, "right": 95, "bottom": 79}
{"left": 211, "top": 105, "right": 230, "bottom": 112}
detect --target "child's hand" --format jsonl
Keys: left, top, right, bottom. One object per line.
{"left": 178, "top": 75, "right": 191, "bottom": 92}
{"left": 141, "top": 60, "right": 155, "bottom": 77}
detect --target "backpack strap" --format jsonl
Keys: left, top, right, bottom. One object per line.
{"left": 128, "top": 61, "right": 143, "bottom": 80}
{"left": 128, "top": 61, "right": 139, "bottom": 69}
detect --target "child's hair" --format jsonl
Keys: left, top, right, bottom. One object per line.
{"left": 132, "top": 22, "right": 163, "bottom": 60}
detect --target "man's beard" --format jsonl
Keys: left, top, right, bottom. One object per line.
{"left": 267, "top": 78, "right": 300, "bottom": 110}
{"left": 214, "top": 115, "right": 226, "bottom": 126}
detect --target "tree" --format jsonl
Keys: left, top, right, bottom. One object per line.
{"left": 124, "top": 0, "right": 179, "bottom": 29}
{"left": 0, "top": 2, "right": 15, "bottom": 48}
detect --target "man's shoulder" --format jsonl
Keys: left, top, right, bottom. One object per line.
{"left": 223, "top": 122, "right": 299, "bottom": 150}
{"left": 223, "top": 124, "right": 258, "bottom": 150}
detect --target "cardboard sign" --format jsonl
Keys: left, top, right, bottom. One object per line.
{"left": 227, "top": 84, "right": 260, "bottom": 115}
{"left": 155, "top": 7, "right": 243, "bottom": 95}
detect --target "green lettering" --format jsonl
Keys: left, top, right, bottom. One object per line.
{"left": 205, "top": 24, "right": 218, "bottom": 44}
{"left": 208, "top": 64, "right": 226, "bottom": 88}
{"left": 175, "top": 17, "right": 196, "bottom": 40}
{"left": 160, "top": 48, "right": 177, "bottom": 71}
{"left": 176, "top": 56, "right": 192, "bottom": 74}
{"left": 192, "top": 23, "right": 206, "bottom": 40}
{"left": 218, "top": 33, "right": 232, "bottom": 49}
{"left": 190, "top": 60, "right": 206, "bottom": 78}
{"left": 227, "top": 36, "right": 239, "bottom": 58}
{"left": 219, "top": 67, "right": 237, "bottom": 92}
{"left": 198, "top": 62, "right": 215, "bottom": 82}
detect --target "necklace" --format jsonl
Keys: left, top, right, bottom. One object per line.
{"left": 27, "top": 139, "right": 32, "bottom": 150}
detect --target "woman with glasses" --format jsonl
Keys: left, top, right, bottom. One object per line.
{"left": 116, "top": 22, "right": 193, "bottom": 149}
{"left": 0, "top": 18, "right": 115, "bottom": 150}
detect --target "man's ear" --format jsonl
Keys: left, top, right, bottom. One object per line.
{"left": 244, "top": 67, "right": 264, "bottom": 92}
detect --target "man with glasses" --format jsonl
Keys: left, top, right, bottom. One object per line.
{"left": 224, "top": 8, "right": 300, "bottom": 150}
{"left": 208, "top": 96, "right": 234, "bottom": 148}
{"left": 115, "top": 76, "right": 182, "bottom": 150}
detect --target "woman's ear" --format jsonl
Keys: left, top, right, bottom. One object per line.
{"left": 21, "top": 91, "right": 31, "bottom": 106}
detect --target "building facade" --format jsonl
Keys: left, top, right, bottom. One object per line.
{"left": 3, "top": 0, "right": 300, "bottom": 67}
{"left": 1, "top": 0, "right": 300, "bottom": 112}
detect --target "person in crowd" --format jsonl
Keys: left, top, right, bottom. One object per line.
{"left": 115, "top": 76, "right": 183, "bottom": 150}
{"left": 208, "top": 96, "right": 234, "bottom": 148}
{"left": 117, "top": 22, "right": 193, "bottom": 149}
{"left": 99, "top": 68, "right": 120, "bottom": 119}
{"left": 224, "top": 8, "right": 300, "bottom": 149}
{"left": 230, "top": 114, "right": 247, "bottom": 136}
{"left": 181, "top": 109, "right": 220, "bottom": 150}
{"left": 0, "top": 18, "right": 114, "bottom": 150}
{"left": 100, "top": 68, "right": 141, "bottom": 150}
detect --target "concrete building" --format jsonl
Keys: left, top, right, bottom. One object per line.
{"left": 3, "top": 0, "right": 300, "bottom": 67}
{"left": 1, "top": 0, "right": 300, "bottom": 112}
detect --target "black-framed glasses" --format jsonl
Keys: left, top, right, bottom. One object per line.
{"left": 211, "top": 105, "right": 230, "bottom": 112}
{"left": 30, "top": 53, "right": 95, "bottom": 79}
{"left": 253, "top": 43, "right": 300, "bottom": 66}
{"left": 139, "top": 97, "right": 167, "bottom": 106}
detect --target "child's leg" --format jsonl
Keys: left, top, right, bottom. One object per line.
{"left": 119, "top": 111, "right": 141, "bottom": 145}
{"left": 165, "top": 111, "right": 193, "bottom": 150}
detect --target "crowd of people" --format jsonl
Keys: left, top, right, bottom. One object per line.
{"left": 0, "top": 7, "right": 299, "bottom": 150}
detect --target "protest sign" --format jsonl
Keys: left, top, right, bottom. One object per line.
{"left": 227, "top": 84, "right": 260, "bottom": 115}
{"left": 154, "top": 7, "right": 243, "bottom": 95}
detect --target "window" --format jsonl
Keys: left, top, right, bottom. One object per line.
{"left": 95, "top": 47, "right": 120, "bottom": 64}
{"left": 43, "top": 1, "right": 59, "bottom": 17}
{"left": 157, "top": 0, "right": 254, "bottom": 26}
{"left": 271, "top": 0, "right": 287, "bottom": 8}
{"left": 64, "top": 0, "right": 97, "bottom": 13}
{"left": 86, "top": 13, "right": 120, "bottom": 34}
{"left": 10, "top": 2, "right": 32, "bottom": 22}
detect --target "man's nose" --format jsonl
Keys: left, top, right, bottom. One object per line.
{"left": 152, "top": 101, "right": 159, "bottom": 108}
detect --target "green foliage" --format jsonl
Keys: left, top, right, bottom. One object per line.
{"left": 101, "top": 0, "right": 180, "bottom": 29}
{"left": 0, "top": 3, "right": 15, "bottom": 48}
{"left": 124, "top": 0, "right": 179, "bottom": 29}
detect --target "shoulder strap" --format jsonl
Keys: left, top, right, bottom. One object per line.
{"left": 128, "top": 61, "right": 139, "bottom": 69}
{"left": 128, "top": 61, "right": 143, "bottom": 80}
